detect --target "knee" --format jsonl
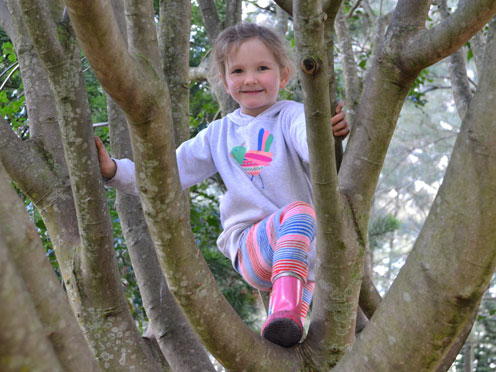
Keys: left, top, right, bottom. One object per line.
{"left": 280, "top": 202, "right": 317, "bottom": 234}
{"left": 284, "top": 201, "right": 316, "bottom": 220}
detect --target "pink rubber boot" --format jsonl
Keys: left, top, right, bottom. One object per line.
{"left": 261, "top": 275, "right": 304, "bottom": 347}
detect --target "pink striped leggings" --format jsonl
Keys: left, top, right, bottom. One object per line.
{"left": 236, "top": 201, "right": 316, "bottom": 320}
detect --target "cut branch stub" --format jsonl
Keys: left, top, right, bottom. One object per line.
{"left": 301, "top": 56, "right": 321, "bottom": 75}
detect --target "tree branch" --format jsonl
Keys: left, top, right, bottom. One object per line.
{"left": 189, "top": 64, "right": 208, "bottom": 82}
{"left": 274, "top": 0, "right": 292, "bottom": 16}
{"left": 335, "top": 5, "right": 360, "bottom": 129}
{"left": 18, "top": 1, "right": 160, "bottom": 370}
{"left": 10, "top": 0, "right": 64, "bottom": 66}
{"left": 0, "top": 162, "right": 99, "bottom": 372}
{"left": 323, "top": 0, "right": 343, "bottom": 18}
{"left": 292, "top": 0, "right": 361, "bottom": 367}
{"left": 107, "top": 89, "right": 215, "bottom": 372}
{"left": 126, "top": 0, "right": 161, "bottom": 72}
{"left": 0, "top": 232, "right": 64, "bottom": 372}
{"left": 65, "top": 0, "right": 156, "bottom": 121}
{"left": 403, "top": 0, "right": 496, "bottom": 72}
{"left": 159, "top": 0, "right": 191, "bottom": 145}
{"left": 0, "top": 117, "right": 65, "bottom": 205}
{"left": 225, "top": 0, "right": 242, "bottom": 29}
{"left": 334, "top": 31, "right": 496, "bottom": 372}
{"left": 438, "top": 0, "right": 473, "bottom": 119}
{"left": 197, "top": 0, "right": 221, "bottom": 42}
{"left": 0, "top": 0, "right": 14, "bottom": 37}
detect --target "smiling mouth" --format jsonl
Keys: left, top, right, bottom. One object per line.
{"left": 241, "top": 89, "right": 265, "bottom": 94}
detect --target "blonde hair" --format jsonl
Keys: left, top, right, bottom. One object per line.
{"left": 211, "top": 23, "right": 295, "bottom": 84}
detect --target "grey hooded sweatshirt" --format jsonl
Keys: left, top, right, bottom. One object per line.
{"left": 107, "top": 100, "right": 317, "bottom": 279}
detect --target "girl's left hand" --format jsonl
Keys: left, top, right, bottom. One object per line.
{"left": 331, "top": 101, "right": 350, "bottom": 138}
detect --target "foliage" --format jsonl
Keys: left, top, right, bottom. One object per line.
{"left": 368, "top": 213, "right": 400, "bottom": 251}
{"left": 82, "top": 57, "right": 108, "bottom": 124}
{"left": 0, "top": 34, "right": 27, "bottom": 138}
{"left": 190, "top": 179, "right": 260, "bottom": 328}
{"left": 407, "top": 68, "right": 435, "bottom": 107}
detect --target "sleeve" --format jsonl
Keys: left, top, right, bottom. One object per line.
{"left": 286, "top": 108, "right": 310, "bottom": 165}
{"left": 106, "top": 158, "right": 139, "bottom": 195}
{"left": 176, "top": 125, "right": 218, "bottom": 188}
{"left": 105, "top": 126, "right": 217, "bottom": 193}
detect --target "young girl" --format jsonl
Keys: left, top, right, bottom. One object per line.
{"left": 96, "top": 23, "right": 349, "bottom": 348}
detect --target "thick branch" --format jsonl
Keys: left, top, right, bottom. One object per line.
{"left": 18, "top": 1, "right": 159, "bottom": 370}
{"left": 469, "top": 30, "right": 487, "bottom": 76}
{"left": 65, "top": 0, "right": 156, "bottom": 121}
{"left": 12, "top": 0, "right": 64, "bottom": 66}
{"left": 322, "top": 0, "right": 343, "bottom": 18}
{"left": 359, "top": 247, "right": 382, "bottom": 318}
{"left": 0, "top": 162, "right": 99, "bottom": 372}
{"left": 225, "top": 0, "right": 242, "bottom": 29}
{"left": 388, "top": 0, "right": 431, "bottom": 29}
{"left": 0, "top": 232, "right": 64, "bottom": 372}
{"left": 274, "top": 0, "right": 292, "bottom": 15}
{"left": 438, "top": 0, "right": 473, "bottom": 119}
{"left": 197, "top": 0, "right": 221, "bottom": 42}
{"left": 293, "top": 0, "right": 361, "bottom": 367}
{"left": 0, "top": 0, "right": 14, "bottom": 38}
{"left": 159, "top": 0, "right": 191, "bottom": 145}
{"left": 6, "top": 1, "right": 68, "bottom": 170}
{"left": 335, "top": 6, "right": 360, "bottom": 129}
{"left": 107, "top": 98, "right": 215, "bottom": 372}
{"left": 335, "top": 33, "right": 496, "bottom": 372}
{"left": 126, "top": 0, "right": 161, "bottom": 72}
{"left": 403, "top": 0, "right": 496, "bottom": 72}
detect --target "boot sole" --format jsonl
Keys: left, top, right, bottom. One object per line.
{"left": 262, "top": 317, "right": 302, "bottom": 347}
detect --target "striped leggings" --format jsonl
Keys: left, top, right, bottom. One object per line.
{"left": 236, "top": 201, "right": 317, "bottom": 321}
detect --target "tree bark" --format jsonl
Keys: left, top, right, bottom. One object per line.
{"left": 107, "top": 98, "right": 216, "bottom": 372}
{"left": 334, "top": 26, "right": 496, "bottom": 372}
{"left": 0, "top": 161, "right": 99, "bottom": 372}
{"left": 12, "top": 0, "right": 161, "bottom": 370}
{"left": 292, "top": 0, "right": 362, "bottom": 369}
{"left": 335, "top": 5, "right": 360, "bottom": 129}
{"left": 0, "top": 233, "right": 64, "bottom": 372}
{"left": 65, "top": 1, "right": 302, "bottom": 370}
{"left": 159, "top": 0, "right": 191, "bottom": 145}
{"left": 438, "top": 0, "right": 473, "bottom": 119}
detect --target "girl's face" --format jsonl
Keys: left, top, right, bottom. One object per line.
{"left": 223, "top": 38, "right": 290, "bottom": 117}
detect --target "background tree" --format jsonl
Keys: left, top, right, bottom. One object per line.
{"left": 0, "top": 0, "right": 495, "bottom": 371}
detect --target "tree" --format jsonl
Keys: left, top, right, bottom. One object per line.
{"left": 0, "top": 0, "right": 495, "bottom": 371}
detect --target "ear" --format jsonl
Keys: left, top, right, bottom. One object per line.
{"left": 220, "top": 73, "right": 231, "bottom": 95}
{"left": 279, "top": 66, "right": 290, "bottom": 89}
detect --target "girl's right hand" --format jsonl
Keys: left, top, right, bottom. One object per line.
{"left": 94, "top": 136, "right": 117, "bottom": 179}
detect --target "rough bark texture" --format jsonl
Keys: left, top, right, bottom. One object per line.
{"left": 64, "top": 1, "right": 301, "bottom": 371}
{"left": 292, "top": 1, "right": 362, "bottom": 369}
{"left": 198, "top": 0, "right": 239, "bottom": 116}
{"left": 438, "top": 0, "right": 473, "bottom": 119}
{"left": 335, "top": 6, "right": 360, "bottom": 128}
{"left": 107, "top": 98, "right": 216, "bottom": 372}
{"left": 0, "top": 159, "right": 99, "bottom": 371}
{"left": 0, "top": 231, "right": 64, "bottom": 372}
{"left": 159, "top": 0, "right": 191, "bottom": 145}
{"left": 9, "top": 0, "right": 161, "bottom": 370}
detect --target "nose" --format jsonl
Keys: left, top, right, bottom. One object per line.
{"left": 244, "top": 72, "right": 257, "bottom": 84}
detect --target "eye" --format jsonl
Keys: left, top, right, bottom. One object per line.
{"left": 259, "top": 66, "right": 269, "bottom": 71}
{"left": 231, "top": 68, "right": 243, "bottom": 74}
